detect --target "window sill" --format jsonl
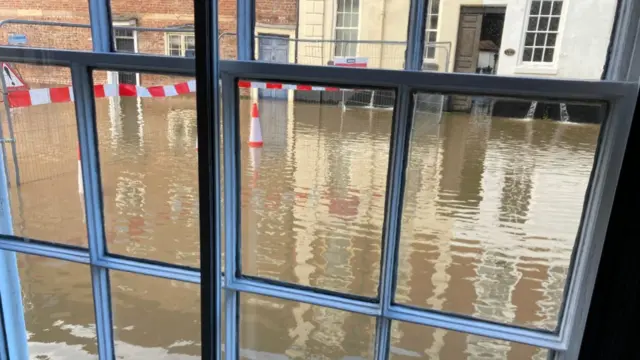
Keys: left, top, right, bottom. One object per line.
{"left": 514, "top": 65, "right": 559, "bottom": 76}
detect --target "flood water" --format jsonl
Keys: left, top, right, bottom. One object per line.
{"left": 3, "top": 92, "right": 600, "bottom": 359}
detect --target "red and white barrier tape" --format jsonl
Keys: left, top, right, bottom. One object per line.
{"left": 237, "top": 81, "right": 351, "bottom": 92}
{"left": 5, "top": 80, "right": 351, "bottom": 108}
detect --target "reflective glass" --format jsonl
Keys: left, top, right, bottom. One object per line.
{"left": 237, "top": 82, "right": 395, "bottom": 297}
{"left": 0, "top": 64, "right": 87, "bottom": 246}
{"left": 92, "top": 70, "right": 199, "bottom": 267}
{"left": 390, "top": 321, "right": 549, "bottom": 359}
{"left": 396, "top": 92, "right": 605, "bottom": 330}
{"left": 111, "top": 271, "right": 200, "bottom": 359}
{"left": 18, "top": 254, "right": 98, "bottom": 359}
{"left": 239, "top": 293, "right": 376, "bottom": 359}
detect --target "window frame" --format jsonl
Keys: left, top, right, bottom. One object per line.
{"left": 520, "top": 0, "right": 567, "bottom": 66}
{"left": 165, "top": 32, "right": 196, "bottom": 57}
{"left": 334, "top": 0, "right": 361, "bottom": 57}
{"left": 0, "top": 1, "right": 637, "bottom": 360}
{"left": 424, "top": 0, "right": 440, "bottom": 59}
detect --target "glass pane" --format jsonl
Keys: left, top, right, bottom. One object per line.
{"left": 541, "top": 1, "right": 552, "bottom": 15}
{"left": 239, "top": 293, "right": 375, "bottom": 359}
{"left": 92, "top": 70, "right": 199, "bottom": 267}
{"left": 543, "top": 48, "right": 555, "bottom": 62}
{"left": 552, "top": 1, "right": 563, "bottom": 15}
{"left": 530, "top": 1, "right": 541, "bottom": 15}
{"left": 430, "top": 15, "right": 439, "bottom": 30}
{"left": 0, "top": 64, "right": 87, "bottom": 246}
{"left": 390, "top": 321, "right": 549, "bottom": 359}
{"left": 549, "top": 17, "right": 560, "bottom": 31}
{"left": 111, "top": 271, "right": 200, "bottom": 358}
{"left": 525, "top": 33, "right": 535, "bottom": 46}
{"left": 169, "top": 35, "right": 181, "bottom": 47}
{"left": 264, "top": 0, "right": 411, "bottom": 70}
{"left": 533, "top": 48, "right": 544, "bottom": 61}
{"left": 431, "top": 0, "right": 440, "bottom": 13}
{"left": 350, "top": 13, "right": 359, "bottom": 27}
{"left": 527, "top": 17, "right": 538, "bottom": 31}
{"left": 523, "top": 47, "right": 533, "bottom": 61}
{"left": 237, "top": 82, "right": 395, "bottom": 297}
{"left": 535, "top": 34, "right": 546, "bottom": 46}
{"left": 546, "top": 33, "right": 557, "bottom": 46}
{"left": 396, "top": 92, "right": 606, "bottom": 330}
{"left": 428, "top": 31, "right": 437, "bottom": 43}
{"left": 538, "top": 17, "right": 549, "bottom": 31}
{"left": 18, "top": 254, "right": 98, "bottom": 358}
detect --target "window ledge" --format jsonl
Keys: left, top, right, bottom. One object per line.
{"left": 514, "top": 65, "right": 559, "bottom": 76}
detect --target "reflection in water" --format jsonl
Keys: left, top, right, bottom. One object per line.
{"left": 9, "top": 94, "right": 599, "bottom": 358}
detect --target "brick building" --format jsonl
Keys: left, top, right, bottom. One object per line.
{"left": 0, "top": 0, "right": 297, "bottom": 87}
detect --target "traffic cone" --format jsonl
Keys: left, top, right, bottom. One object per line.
{"left": 77, "top": 146, "right": 83, "bottom": 194}
{"left": 248, "top": 103, "right": 263, "bottom": 148}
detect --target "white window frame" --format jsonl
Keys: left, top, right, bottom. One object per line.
{"left": 165, "top": 32, "right": 196, "bottom": 57}
{"left": 0, "top": 1, "right": 638, "bottom": 360}
{"left": 424, "top": 0, "right": 440, "bottom": 59}
{"left": 520, "top": 0, "right": 567, "bottom": 66}
{"left": 111, "top": 20, "right": 140, "bottom": 85}
{"left": 334, "top": 0, "right": 360, "bottom": 57}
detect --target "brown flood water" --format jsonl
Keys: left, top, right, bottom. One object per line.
{"left": 4, "top": 94, "right": 600, "bottom": 359}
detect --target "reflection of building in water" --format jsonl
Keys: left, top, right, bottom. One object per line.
{"left": 106, "top": 97, "right": 144, "bottom": 155}
{"left": 167, "top": 108, "right": 197, "bottom": 151}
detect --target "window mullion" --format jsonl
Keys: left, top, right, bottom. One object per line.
{"left": 0, "top": 252, "right": 28, "bottom": 360}
{"left": 405, "top": 0, "right": 428, "bottom": 70}
{"left": 375, "top": 85, "right": 414, "bottom": 360}
{"left": 222, "top": 72, "right": 240, "bottom": 360}
{"left": 0, "top": 45, "right": 33, "bottom": 360}
{"left": 88, "top": 0, "right": 113, "bottom": 52}
{"left": 556, "top": 93, "right": 638, "bottom": 360}
{"left": 71, "top": 63, "right": 115, "bottom": 360}
{"left": 237, "top": 0, "right": 255, "bottom": 60}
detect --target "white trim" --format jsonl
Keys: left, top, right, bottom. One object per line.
{"left": 112, "top": 20, "right": 140, "bottom": 85}
{"left": 333, "top": 0, "right": 361, "bottom": 57}
{"left": 165, "top": 32, "right": 196, "bottom": 57}
{"left": 518, "top": 0, "right": 568, "bottom": 68}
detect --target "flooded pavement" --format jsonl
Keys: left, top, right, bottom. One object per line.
{"left": 4, "top": 93, "right": 599, "bottom": 359}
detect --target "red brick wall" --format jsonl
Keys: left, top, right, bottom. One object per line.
{"left": 255, "top": 0, "right": 297, "bottom": 26}
{"left": 1, "top": 0, "right": 297, "bottom": 86}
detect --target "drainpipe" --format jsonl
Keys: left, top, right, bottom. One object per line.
{"left": 294, "top": 0, "right": 299, "bottom": 64}
{"left": 378, "top": 0, "right": 387, "bottom": 68}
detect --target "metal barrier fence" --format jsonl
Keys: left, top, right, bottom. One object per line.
{"left": 221, "top": 33, "right": 449, "bottom": 117}
{"left": 0, "top": 22, "right": 449, "bottom": 186}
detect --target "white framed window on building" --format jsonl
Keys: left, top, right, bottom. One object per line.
{"left": 335, "top": 0, "right": 359, "bottom": 57}
{"left": 166, "top": 33, "right": 196, "bottom": 57}
{"left": 425, "top": 0, "right": 440, "bottom": 59}
{"left": 522, "top": 0, "right": 563, "bottom": 63}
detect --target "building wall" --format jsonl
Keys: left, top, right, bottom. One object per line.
{"left": 0, "top": 0, "right": 239, "bottom": 85}
{"left": 296, "top": 0, "right": 616, "bottom": 79}
{"left": 498, "top": 0, "right": 616, "bottom": 79}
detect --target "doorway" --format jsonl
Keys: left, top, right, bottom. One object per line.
{"left": 257, "top": 34, "right": 289, "bottom": 99}
{"left": 451, "top": 6, "right": 506, "bottom": 112}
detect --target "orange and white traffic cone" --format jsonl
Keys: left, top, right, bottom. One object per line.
{"left": 77, "top": 146, "right": 83, "bottom": 194}
{"left": 248, "top": 103, "right": 263, "bottom": 148}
